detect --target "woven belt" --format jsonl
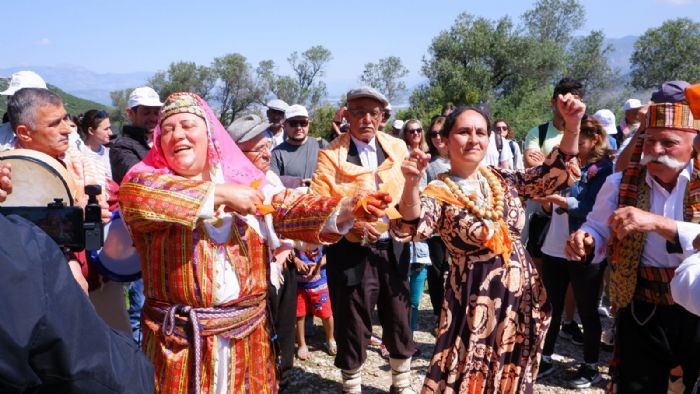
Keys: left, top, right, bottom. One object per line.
{"left": 634, "top": 266, "right": 676, "bottom": 305}
{"left": 144, "top": 293, "right": 267, "bottom": 394}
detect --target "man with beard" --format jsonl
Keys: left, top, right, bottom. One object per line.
{"left": 271, "top": 104, "right": 327, "bottom": 187}
{"left": 110, "top": 87, "right": 162, "bottom": 184}
{"left": 566, "top": 81, "right": 700, "bottom": 393}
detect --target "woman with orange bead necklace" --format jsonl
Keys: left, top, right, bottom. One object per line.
{"left": 392, "top": 94, "right": 585, "bottom": 393}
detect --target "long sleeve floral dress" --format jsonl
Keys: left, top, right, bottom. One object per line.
{"left": 392, "top": 151, "right": 580, "bottom": 394}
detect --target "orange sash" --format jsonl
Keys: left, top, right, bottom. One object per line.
{"left": 423, "top": 183, "right": 513, "bottom": 265}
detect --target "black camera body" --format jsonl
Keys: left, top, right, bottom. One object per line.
{"left": 0, "top": 185, "right": 104, "bottom": 251}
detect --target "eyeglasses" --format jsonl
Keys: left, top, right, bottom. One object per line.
{"left": 242, "top": 142, "right": 272, "bottom": 155}
{"left": 347, "top": 108, "right": 383, "bottom": 120}
{"left": 286, "top": 119, "right": 309, "bottom": 128}
{"left": 494, "top": 126, "right": 508, "bottom": 131}
{"left": 428, "top": 132, "right": 442, "bottom": 138}
{"left": 407, "top": 128, "right": 423, "bottom": 134}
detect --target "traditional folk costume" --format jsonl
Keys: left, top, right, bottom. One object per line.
{"left": 310, "top": 130, "right": 416, "bottom": 392}
{"left": 391, "top": 150, "right": 580, "bottom": 394}
{"left": 581, "top": 101, "right": 700, "bottom": 393}
{"left": 120, "top": 93, "right": 348, "bottom": 394}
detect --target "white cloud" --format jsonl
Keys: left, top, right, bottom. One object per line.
{"left": 33, "top": 38, "right": 51, "bottom": 46}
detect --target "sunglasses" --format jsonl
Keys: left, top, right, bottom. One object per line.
{"left": 407, "top": 128, "right": 423, "bottom": 134}
{"left": 95, "top": 110, "right": 109, "bottom": 118}
{"left": 428, "top": 132, "right": 441, "bottom": 138}
{"left": 286, "top": 119, "right": 309, "bottom": 127}
{"left": 494, "top": 126, "right": 508, "bottom": 131}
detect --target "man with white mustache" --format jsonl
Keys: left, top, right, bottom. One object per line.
{"left": 565, "top": 81, "right": 700, "bottom": 393}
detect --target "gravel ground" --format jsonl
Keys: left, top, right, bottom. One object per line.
{"left": 285, "top": 292, "right": 613, "bottom": 394}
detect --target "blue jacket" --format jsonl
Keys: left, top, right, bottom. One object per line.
{"left": 560, "top": 157, "right": 614, "bottom": 232}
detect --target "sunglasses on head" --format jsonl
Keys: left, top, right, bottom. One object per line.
{"left": 407, "top": 128, "right": 423, "bottom": 134}
{"left": 95, "top": 110, "right": 109, "bottom": 118}
{"left": 287, "top": 119, "right": 309, "bottom": 127}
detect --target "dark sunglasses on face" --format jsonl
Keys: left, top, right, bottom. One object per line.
{"left": 287, "top": 119, "right": 309, "bottom": 127}
{"left": 428, "top": 131, "right": 441, "bottom": 138}
{"left": 494, "top": 126, "right": 508, "bottom": 131}
{"left": 407, "top": 128, "right": 423, "bottom": 134}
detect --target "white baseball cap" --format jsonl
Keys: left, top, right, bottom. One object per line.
{"left": 284, "top": 104, "right": 309, "bottom": 120}
{"left": 1, "top": 71, "right": 47, "bottom": 95}
{"left": 392, "top": 119, "right": 405, "bottom": 130}
{"left": 593, "top": 109, "right": 617, "bottom": 135}
{"left": 623, "top": 98, "right": 643, "bottom": 112}
{"left": 127, "top": 87, "right": 163, "bottom": 109}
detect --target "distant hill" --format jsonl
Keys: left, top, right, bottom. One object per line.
{"left": 0, "top": 65, "right": 151, "bottom": 106}
{"left": 0, "top": 81, "right": 110, "bottom": 119}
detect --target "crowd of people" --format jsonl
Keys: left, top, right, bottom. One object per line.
{"left": 1, "top": 68, "right": 700, "bottom": 394}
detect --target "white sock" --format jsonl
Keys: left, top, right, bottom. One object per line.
{"left": 390, "top": 357, "right": 412, "bottom": 389}
{"left": 341, "top": 366, "right": 362, "bottom": 393}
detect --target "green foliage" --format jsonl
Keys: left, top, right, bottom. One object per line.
{"left": 109, "top": 88, "right": 132, "bottom": 133}
{"left": 521, "top": 0, "right": 585, "bottom": 44}
{"left": 360, "top": 56, "right": 409, "bottom": 104}
{"left": 308, "top": 104, "right": 337, "bottom": 141}
{"left": 149, "top": 61, "right": 215, "bottom": 100}
{"left": 630, "top": 18, "right": 700, "bottom": 89}
{"left": 259, "top": 46, "right": 333, "bottom": 112}
{"left": 211, "top": 53, "right": 265, "bottom": 126}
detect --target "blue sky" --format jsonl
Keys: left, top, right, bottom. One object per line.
{"left": 3, "top": 0, "right": 699, "bottom": 95}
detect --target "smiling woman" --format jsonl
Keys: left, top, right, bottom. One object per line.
{"left": 118, "top": 92, "right": 392, "bottom": 394}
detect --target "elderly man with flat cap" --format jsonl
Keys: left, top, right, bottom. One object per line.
{"left": 566, "top": 81, "right": 700, "bottom": 392}
{"left": 263, "top": 99, "right": 290, "bottom": 149}
{"left": 311, "top": 86, "right": 416, "bottom": 394}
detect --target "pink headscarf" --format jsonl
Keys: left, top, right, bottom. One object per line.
{"left": 124, "top": 92, "right": 266, "bottom": 189}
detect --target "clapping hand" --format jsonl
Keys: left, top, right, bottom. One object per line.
{"left": 0, "top": 162, "right": 12, "bottom": 203}
{"left": 564, "top": 230, "right": 595, "bottom": 261}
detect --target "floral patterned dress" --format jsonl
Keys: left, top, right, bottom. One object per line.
{"left": 392, "top": 151, "right": 579, "bottom": 394}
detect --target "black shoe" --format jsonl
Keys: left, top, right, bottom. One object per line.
{"left": 537, "top": 358, "right": 556, "bottom": 381}
{"left": 569, "top": 363, "right": 601, "bottom": 389}
{"left": 561, "top": 321, "right": 584, "bottom": 346}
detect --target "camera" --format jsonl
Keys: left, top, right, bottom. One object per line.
{"left": 0, "top": 185, "right": 104, "bottom": 252}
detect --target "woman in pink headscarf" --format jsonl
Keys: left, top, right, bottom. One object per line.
{"left": 119, "top": 92, "right": 390, "bottom": 394}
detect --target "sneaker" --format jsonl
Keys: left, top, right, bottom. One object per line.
{"left": 537, "top": 357, "right": 556, "bottom": 381}
{"left": 561, "top": 321, "right": 585, "bottom": 346}
{"left": 569, "top": 363, "right": 601, "bottom": 389}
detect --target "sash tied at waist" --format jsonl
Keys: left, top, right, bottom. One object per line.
{"left": 144, "top": 293, "right": 267, "bottom": 394}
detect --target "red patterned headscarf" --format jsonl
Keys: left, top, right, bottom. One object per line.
{"left": 124, "top": 92, "right": 266, "bottom": 189}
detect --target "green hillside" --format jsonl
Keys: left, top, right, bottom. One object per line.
{"left": 0, "top": 81, "right": 111, "bottom": 119}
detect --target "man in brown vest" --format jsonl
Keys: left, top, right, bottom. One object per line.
{"left": 566, "top": 81, "right": 700, "bottom": 392}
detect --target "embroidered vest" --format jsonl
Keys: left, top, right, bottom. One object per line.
{"left": 609, "top": 142, "right": 700, "bottom": 308}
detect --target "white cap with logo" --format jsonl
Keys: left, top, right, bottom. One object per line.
{"left": 128, "top": 87, "right": 163, "bottom": 109}
{"left": 1, "top": 71, "right": 47, "bottom": 95}
{"left": 623, "top": 99, "right": 643, "bottom": 112}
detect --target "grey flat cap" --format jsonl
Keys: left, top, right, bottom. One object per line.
{"left": 346, "top": 86, "right": 389, "bottom": 106}
{"left": 227, "top": 114, "right": 269, "bottom": 144}
{"left": 266, "top": 99, "right": 289, "bottom": 112}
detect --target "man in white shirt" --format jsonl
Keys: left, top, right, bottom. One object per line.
{"left": 566, "top": 82, "right": 700, "bottom": 393}
{"left": 481, "top": 131, "right": 513, "bottom": 169}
